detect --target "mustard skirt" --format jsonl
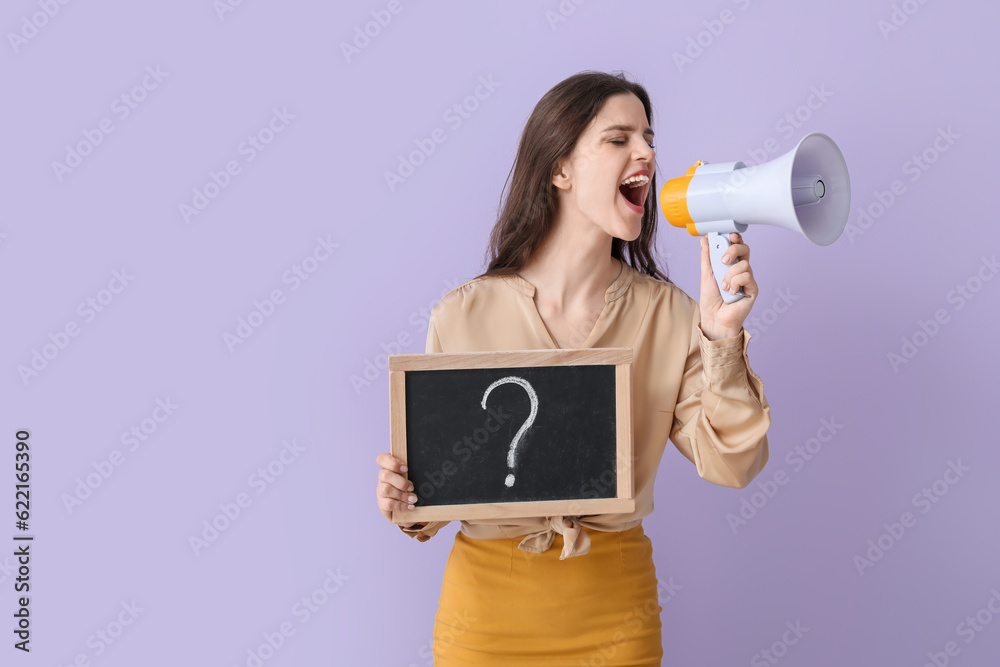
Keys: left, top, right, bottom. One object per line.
{"left": 432, "top": 523, "right": 663, "bottom": 665}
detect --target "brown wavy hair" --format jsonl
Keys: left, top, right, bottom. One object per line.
{"left": 476, "top": 70, "right": 670, "bottom": 283}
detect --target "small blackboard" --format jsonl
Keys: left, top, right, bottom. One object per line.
{"left": 388, "top": 348, "right": 634, "bottom": 523}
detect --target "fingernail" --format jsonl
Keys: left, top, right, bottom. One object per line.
{"left": 400, "top": 465, "right": 407, "bottom": 472}
{"left": 408, "top": 495, "right": 417, "bottom": 502}
{"left": 721, "top": 254, "right": 730, "bottom": 263}
{"left": 408, "top": 483, "right": 414, "bottom": 491}
{"left": 721, "top": 281, "right": 728, "bottom": 289}
{"left": 407, "top": 504, "right": 415, "bottom": 510}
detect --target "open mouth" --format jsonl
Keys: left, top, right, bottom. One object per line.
{"left": 618, "top": 174, "right": 650, "bottom": 212}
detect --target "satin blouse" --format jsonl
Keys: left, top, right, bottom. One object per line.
{"left": 398, "top": 257, "right": 771, "bottom": 559}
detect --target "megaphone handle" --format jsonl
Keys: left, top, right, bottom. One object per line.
{"left": 708, "top": 232, "right": 745, "bottom": 304}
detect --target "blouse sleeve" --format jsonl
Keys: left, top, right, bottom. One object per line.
{"left": 668, "top": 299, "right": 771, "bottom": 488}
{"left": 398, "top": 308, "right": 453, "bottom": 542}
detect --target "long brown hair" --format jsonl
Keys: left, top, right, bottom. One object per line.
{"left": 476, "top": 70, "right": 670, "bottom": 283}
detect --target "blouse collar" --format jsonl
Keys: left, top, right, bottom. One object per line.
{"left": 501, "top": 257, "right": 635, "bottom": 303}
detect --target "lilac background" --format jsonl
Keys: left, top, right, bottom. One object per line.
{"left": 2, "top": 1, "right": 998, "bottom": 665}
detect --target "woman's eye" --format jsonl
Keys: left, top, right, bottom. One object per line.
{"left": 610, "top": 139, "right": 655, "bottom": 149}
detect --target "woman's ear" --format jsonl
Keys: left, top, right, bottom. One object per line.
{"left": 551, "top": 159, "right": 571, "bottom": 191}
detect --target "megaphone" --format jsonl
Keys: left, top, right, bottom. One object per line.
{"left": 659, "top": 132, "right": 851, "bottom": 303}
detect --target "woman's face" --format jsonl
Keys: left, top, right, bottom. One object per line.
{"left": 551, "top": 92, "right": 655, "bottom": 243}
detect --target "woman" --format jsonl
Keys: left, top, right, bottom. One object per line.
{"left": 375, "top": 70, "right": 771, "bottom": 664}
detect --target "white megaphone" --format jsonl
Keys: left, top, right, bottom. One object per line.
{"left": 660, "top": 132, "right": 851, "bottom": 303}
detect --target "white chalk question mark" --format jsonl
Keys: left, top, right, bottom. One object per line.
{"left": 481, "top": 376, "right": 538, "bottom": 488}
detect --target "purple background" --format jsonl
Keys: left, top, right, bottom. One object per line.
{"left": 2, "top": 1, "right": 998, "bottom": 665}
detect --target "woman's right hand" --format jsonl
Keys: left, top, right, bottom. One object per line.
{"left": 375, "top": 452, "right": 419, "bottom": 527}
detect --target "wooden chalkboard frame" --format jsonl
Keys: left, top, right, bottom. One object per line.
{"left": 388, "top": 347, "right": 634, "bottom": 523}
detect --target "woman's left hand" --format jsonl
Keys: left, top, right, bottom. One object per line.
{"left": 698, "top": 232, "right": 758, "bottom": 340}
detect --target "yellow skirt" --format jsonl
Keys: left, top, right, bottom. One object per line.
{"left": 433, "top": 523, "right": 663, "bottom": 665}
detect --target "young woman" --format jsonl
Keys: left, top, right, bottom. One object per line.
{"left": 375, "top": 70, "right": 771, "bottom": 664}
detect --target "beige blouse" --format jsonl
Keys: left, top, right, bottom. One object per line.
{"left": 398, "top": 257, "right": 771, "bottom": 559}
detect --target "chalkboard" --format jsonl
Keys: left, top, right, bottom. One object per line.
{"left": 388, "top": 348, "right": 634, "bottom": 523}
